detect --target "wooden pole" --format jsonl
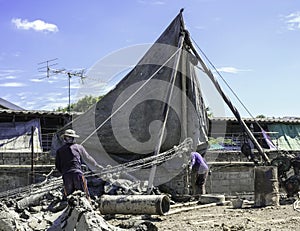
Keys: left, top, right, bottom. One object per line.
{"left": 68, "top": 72, "right": 71, "bottom": 113}
{"left": 188, "top": 40, "right": 270, "bottom": 165}
{"left": 147, "top": 32, "right": 185, "bottom": 194}
{"left": 31, "top": 126, "right": 35, "bottom": 184}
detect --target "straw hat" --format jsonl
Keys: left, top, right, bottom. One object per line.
{"left": 62, "top": 129, "right": 80, "bottom": 138}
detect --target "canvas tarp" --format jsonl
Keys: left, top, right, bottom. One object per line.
{"left": 267, "top": 124, "right": 300, "bottom": 150}
{"left": 0, "top": 119, "right": 43, "bottom": 153}
{"left": 51, "top": 11, "right": 208, "bottom": 186}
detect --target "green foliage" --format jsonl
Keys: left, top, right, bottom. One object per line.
{"left": 256, "top": 114, "right": 266, "bottom": 119}
{"left": 206, "top": 107, "right": 213, "bottom": 118}
{"left": 208, "top": 137, "right": 236, "bottom": 146}
{"left": 55, "top": 95, "right": 104, "bottom": 112}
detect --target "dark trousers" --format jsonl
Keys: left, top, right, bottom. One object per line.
{"left": 191, "top": 170, "right": 208, "bottom": 196}
{"left": 197, "top": 172, "right": 208, "bottom": 194}
{"left": 62, "top": 172, "right": 90, "bottom": 198}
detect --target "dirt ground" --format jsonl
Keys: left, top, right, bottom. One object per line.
{"left": 110, "top": 200, "right": 300, "bottom": 231}
{"left": 156, "top": 204, "right": 300, "bottom": 231}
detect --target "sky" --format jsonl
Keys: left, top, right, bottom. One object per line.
{"left": 1, "top": 0, "right": 300, "bottom": 118}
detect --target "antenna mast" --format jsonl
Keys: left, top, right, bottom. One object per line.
{"left": 38, "top": 59, "right": 87, "bottom": 113}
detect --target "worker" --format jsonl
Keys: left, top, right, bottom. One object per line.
{"left": 55, "top": 129, "right": 103, "bottom": 199}
{"left": 190, "top": 150, "right": 209, "bottom": 198}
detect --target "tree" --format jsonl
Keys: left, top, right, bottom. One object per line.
{"left": 256, "top": 114, "right": 266, "bottom": 119}
{"left": 55, "top": 95, "right": 104, "bottom": 112}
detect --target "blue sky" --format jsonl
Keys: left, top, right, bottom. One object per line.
{"left": 1, "top": 0, "right": 300, "bottom": 118}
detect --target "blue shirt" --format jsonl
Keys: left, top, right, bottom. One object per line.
{"left": 55, "top": 143, "right": 99, "bottom": 175}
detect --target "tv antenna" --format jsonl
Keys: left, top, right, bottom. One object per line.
{"left": 38, "top": 58, "right": 87, "bottom": 113}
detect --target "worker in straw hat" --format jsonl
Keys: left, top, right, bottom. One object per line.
{"left": 55, "top": 129, "right": 103, "bottom": 200}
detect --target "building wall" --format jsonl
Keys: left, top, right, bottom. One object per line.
{"left": 0, "top": 163, "right": 261, "bottom": 195}
{"left": 206, "top": 165, "right": 254, "bottom": 195}
{"left": 0, "top": 152, "right": 53, "bottom": 165}
{"left": 160, "top": 150, "right": 288, "bottom": 197}
{"left": 161, "top": 164, "right": 255, "bottom": 196}
{"left": 0, "top": 166, "right": 54, "bottom": 193}
{"left": 0, "top": 149, "right": 292, "bottom": 195}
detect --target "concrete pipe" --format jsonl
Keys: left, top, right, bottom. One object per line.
{"left": 99, "top": 194, "right": 170, "bottom": 215}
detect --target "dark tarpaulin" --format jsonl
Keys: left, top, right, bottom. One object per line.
{"left": 52, "top": 11, "right": 208, "bottom": 185}
{"left": 90, "top": 11, "right": 207, "bottom": 157}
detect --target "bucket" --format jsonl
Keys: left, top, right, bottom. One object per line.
{"left": 231, "top": 198, "right": 243, "bottom": 208}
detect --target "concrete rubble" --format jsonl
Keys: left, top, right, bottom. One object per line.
{"left": 1, "top": 166, "right": 282, "bottom": 230}
{"left": 0, "top": 177, "right": 159, "bottom": 231}
{"left": 48, "top": 191, "right": 158, "bottom": 231}
{"left": 0, "top": 184, "right": 235, "bottom": 231}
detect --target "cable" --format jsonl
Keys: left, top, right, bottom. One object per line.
{"left": 191, "top": 37, "right": 262, "bottom": 127}
{"left": 191, "top": 37, "right": 278, "bottom": 150}
{"left": 84, "top": 137, "right": 193, "bottom": 179}
{"left": 80, "top": 46, "right": 183, "bottom": 145}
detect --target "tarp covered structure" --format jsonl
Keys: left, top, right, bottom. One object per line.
{"left": 52, "top": 10, "right": 209, "bottom": 186}
{"left": 268, "top": 124, "right": 300, "bottom": 150}
{"left": 0, "top": 118, "right": 42, "bottom": 153}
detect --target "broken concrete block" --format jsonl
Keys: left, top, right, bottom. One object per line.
{"left": 20, "top": 210, "right": 31, "bottom": 219}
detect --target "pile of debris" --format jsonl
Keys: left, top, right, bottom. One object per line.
{"left": 0, "top": 176, "right": 160, "bottom": 231}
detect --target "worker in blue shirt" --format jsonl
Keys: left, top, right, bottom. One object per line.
{"left": 190, "top": 151, "right": 209, "bottom": 198}
{"left": 55, "top": 129, "right": 103, "bottom": 199}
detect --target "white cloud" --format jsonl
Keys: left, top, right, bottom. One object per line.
{"left": 285, "top": 12, "right": 300, "bottom": 31}
{"left": 12, "top": 18, "right": 58, "bottom": 33}
{"left": 39, "top": 102, "right": 66, "bottom": 111}
{"left": 30, "top": 78, "right": 44, "bottom": 82}
{"left": 17, "top": 92, "right": 30, "bottom": 97}
{"left": 216, "top": 67, "right": 239, "bottom": 74}
{"left": 62, "top": 84, "right": 80, "bottom": 89}
{"left": 194, "top": 25, "right": 205, "bottom": 30}
{"left": 19, "top": 95, "right": 27, "bottom": 100}
{"left": 137, "top": 0, "right": 165, "bottom": 5}
{"left": 151, "top": 1, "right": 165, "bottom": 5}
{"left": 36, "top": 94, "right": 69, "bottom": 111}
{"left": 0, "top": 82, "right": 26, "bottom": 87}
{"left": 216, "top": 67, "right": 251, "bottom": 74}
{"left": 4, "top": 75, "right": 17, "bottom": 79}
{"left": 16, "top": 91, "right": 68, "bottom": 110}
{"left": 217, "top": 67, "right": 238, "bottom": 74}
{"left": 0, "top": 69, "right": 21, "bottom": 76}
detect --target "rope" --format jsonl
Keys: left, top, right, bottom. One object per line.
{"left": 0, "top": 138, "right": 192, "bottom": 199}
{"left": 84, "top": 137, "right": 193, "bottom": 179}
{"left": 191, "top": 37, "right": 278, "bottom": 150}
{"left": 80, "top": 46, "right": 184, "bottom": 145}
{"left": 0, "top": 175, "right": 63, "bottom": 199}
{"left": 191, "top": 37, "right": 263, "bottom": 129}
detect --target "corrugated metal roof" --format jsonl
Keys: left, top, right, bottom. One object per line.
{"left": 210, "top": 116, "right": 300, "bottom": 124}
{"left": 0, "top": 109, "right": 81, "bottom": 117}
{"left": 0, "top": 109, "right": 298, "bottom": 124}
{"left": 0, "top": 98, "right": 24, "bottom": 110}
